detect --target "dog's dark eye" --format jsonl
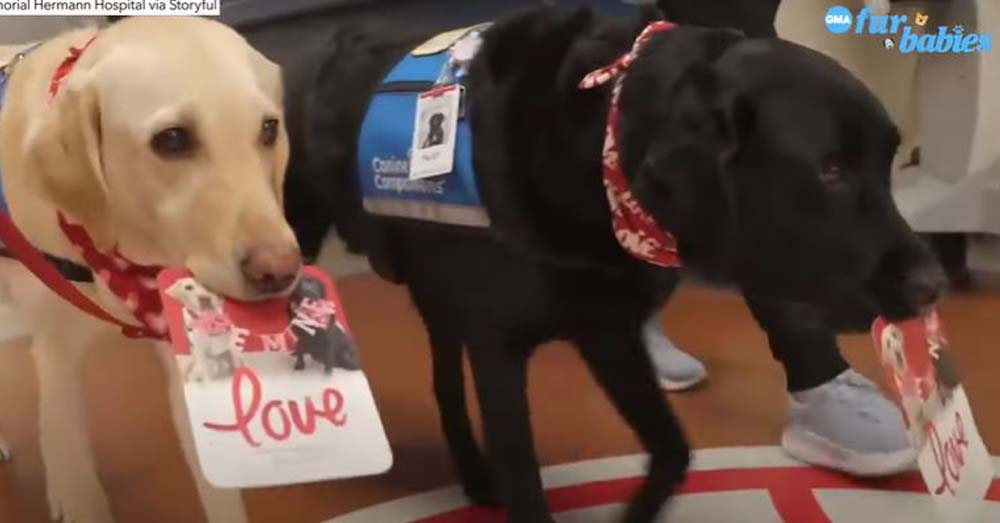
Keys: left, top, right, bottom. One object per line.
{"left": 151, "top": 127, "right": 195, "bottom": 157}
{"left": 260, "top": 118, "right": 279, "bottom": 147}
{"left": 819, "top": 155, "right": 845, "bottom": 185}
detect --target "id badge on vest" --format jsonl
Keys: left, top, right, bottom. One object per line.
{"left": 409, "top": 84, "right": 462, "bottom": 180}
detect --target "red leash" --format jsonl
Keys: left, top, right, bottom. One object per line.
{"left": 0, "top": 35, "right": 164, "bottom": 340}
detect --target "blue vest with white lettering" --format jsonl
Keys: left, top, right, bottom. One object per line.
{"left": 356, "top": 27, "right": 489, "bottom": 227}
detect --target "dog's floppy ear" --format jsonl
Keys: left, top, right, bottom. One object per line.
{"left": 671, "top": 62, "right": 753, "bottom": 164}
{"left": 618, "top": 26, "right": 749, "bottom": 209}
{"left": 627, "top": 56, "right": 753, "bottom": 264}
{"left": 24, "top": 68, "right": 114, "bottom": 249}
{"left": 247, "top": 46, "right": 290, "bottom": 204}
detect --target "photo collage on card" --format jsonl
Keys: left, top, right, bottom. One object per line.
{"left": 161, "top": 267, "right": 360, "bottom": 383}
{"left": 157, "top": 267, "right": 392, "bottom": 489}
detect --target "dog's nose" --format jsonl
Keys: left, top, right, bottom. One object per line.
{"left": 240, "top": 244, "right": 302, "bottom": 295}
{"left": 903, "top": 262, "right": 947, "bottom": 313}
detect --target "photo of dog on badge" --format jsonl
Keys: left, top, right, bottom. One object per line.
{"left": 287, "top": 276, "right": 361, "bottom": 374}
{"left": 420, "top": 112, "right": 447, "bottom": 149}
{"left": 165, "top": 277, "right": 244, "bottom": 383}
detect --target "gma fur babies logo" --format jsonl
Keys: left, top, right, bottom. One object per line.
{"left": 824, "top": 5, "right": 992, "bottom": 54}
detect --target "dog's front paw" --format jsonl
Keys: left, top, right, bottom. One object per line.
{"left": 0, "top": 432, "right": 11, "bottom": 462}
{"left": 460, "top": 468, "right": 499, "bottom": 507}
{"left": 45, "top": 469, "right": 114, "bottom": 523}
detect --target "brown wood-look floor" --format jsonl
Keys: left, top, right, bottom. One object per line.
{"left": 1, "top": 275, "right": 998, "bottom": 523}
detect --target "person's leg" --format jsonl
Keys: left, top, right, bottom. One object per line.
{"left": 745, "top": 293, "right": 915, "bottom": 476}
{"left": 642, "top": 314, "right": 707, "bottom": 391}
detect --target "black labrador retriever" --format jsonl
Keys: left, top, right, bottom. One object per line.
{"left": 287, "top": 7, "right": 944, "bottom": 523}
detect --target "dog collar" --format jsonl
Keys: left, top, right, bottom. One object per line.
{"left": 580, "top": 21, "right": 681, "bottom": 268}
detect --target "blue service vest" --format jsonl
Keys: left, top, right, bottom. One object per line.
{"left": 356, "top": 25, "right": 490, "bottom": 227}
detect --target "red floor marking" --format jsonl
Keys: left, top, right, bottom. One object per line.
{"left": 417, "top": 467, "right": 1000, "bottom": 523}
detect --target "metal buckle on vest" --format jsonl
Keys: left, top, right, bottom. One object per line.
{"left": 1, "top": 42, "right": 43, "bottom": 79}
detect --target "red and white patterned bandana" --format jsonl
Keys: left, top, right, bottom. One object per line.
{"left": 45, "top": 36, "right": 170, "bottom": 341}
{"left": 48, "top": 35, "right": 96, "bottom": 101}
{"left": 57, "top": 213, "right": 169, "bottom": 340}
{"left": 579, "top": 21, "right": 681, "bottom": 268}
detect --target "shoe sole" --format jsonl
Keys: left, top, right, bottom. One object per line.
{"left": 781, "top": 426, "right": 917, "bottom": 477}
{"left": 658, "top": 374, "right": 707, "bottom": 392}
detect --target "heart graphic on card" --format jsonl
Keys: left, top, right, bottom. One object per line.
{"left": 158, "top": 266, "right": 392, "bottom": 488}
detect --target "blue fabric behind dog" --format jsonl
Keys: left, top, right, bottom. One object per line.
{"left": 357, "top": 31, "right": 489, "bottom": 227}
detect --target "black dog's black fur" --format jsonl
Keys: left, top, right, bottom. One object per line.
{"left": 288, "top": 276, "right": 360, "bottom": 373}
{"left": 286, "top": 8, "right": 944, "bottom": 522}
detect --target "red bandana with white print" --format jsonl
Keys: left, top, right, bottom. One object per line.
{"left": 45, "top": 36, "right": 169, "bottom": 341}
{"left": 57, "top": 213, "right": 168, "bottom": 340}
{"left": 48, "top": 35, "right": 96, "bottom": 101}
{"left": 579, "top": 21, "right": 680, "bottom": 268}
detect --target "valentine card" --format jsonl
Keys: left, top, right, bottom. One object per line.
{"left": 158, "top": 267, "right": 392, "bottom": 488}
{"left": 872, "top": 310, "right": 992, "bottom": 521}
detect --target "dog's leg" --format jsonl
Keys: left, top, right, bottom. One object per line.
{"left": 183, "top": 358, "right": 197, "bottom": 382}
{"left": 323, "top": 343, "right": 335, "bottom": 374}
{"left": 576, "top": 329, "right": 690, "bottom": 523}
{"left": 226, "top": 334, "right": 244, "bottom": 369}
{"left": 32, "top": 311, "right": 113, "bottom": 523}
{"left": 226, "top": 351, "right": 238, "bottom": 376}
{"left": 428, "top": 323, "right": 495, "bottom": 506}
{"left": 292, "top": 348, "right": 306, "bottom": 371}
{"left": 155, "top": 344, "right": 249, "bottom": 523}
{"left": 467, "top": 339, "right": 552, "bottom": 523}
{"left": 191, "top": 350, "right": 211, "bottom": 382}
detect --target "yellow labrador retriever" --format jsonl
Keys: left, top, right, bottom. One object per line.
{"left": 0, "top": 17, "right": 300, "bottom": 522}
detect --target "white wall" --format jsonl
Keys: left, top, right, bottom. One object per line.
{"left": 0, "top": 16, "right": 103, "bottom": 44}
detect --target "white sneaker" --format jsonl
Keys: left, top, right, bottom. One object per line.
{"left": 782, "top": 370, "right": 916, "bottom": 476}
{"left": 642, "top": 318, "right": 707, "bottom": 392}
